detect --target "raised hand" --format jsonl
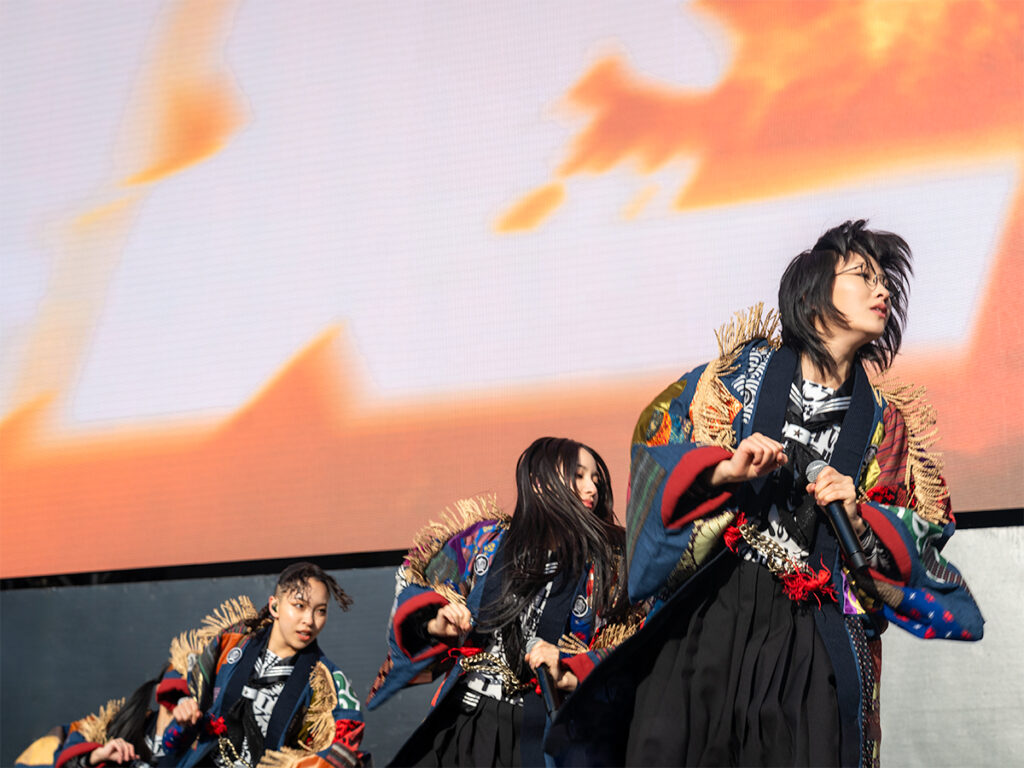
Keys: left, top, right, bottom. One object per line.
{"left": 172, "top": 695, "right": 202, "bottom": 726}
{"left": 426, "top": 601, "right": 473, "bottom": 640}
{"left": 710, "top": 433, "right": 788, "bottom": 486}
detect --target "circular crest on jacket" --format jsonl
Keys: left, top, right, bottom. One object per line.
{"left": 572, "top": 594, "right": 590, "bottom": 618}
{"left": 473, "top": 553, "right": 490, "bottom": 576}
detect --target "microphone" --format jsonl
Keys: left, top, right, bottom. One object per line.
{"left": 805, "top": 460, "right": 869, "bottom": 574}
{"left": 525, "top": 637, "right": 559, "bottom": 715}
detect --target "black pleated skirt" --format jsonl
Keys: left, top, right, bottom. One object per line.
{"left": 626, "top": 556, "right": 841, "bottom": 767}
{"left": 390, "top": 684, "right": 524, "bottom": 767}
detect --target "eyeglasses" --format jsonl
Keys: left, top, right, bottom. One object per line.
{"left": 835, "top": 264, "right": 890, "bottom": 291}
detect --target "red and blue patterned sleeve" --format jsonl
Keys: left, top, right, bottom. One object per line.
{"left": 857, "top": 403, "right": 984, "bottom": 641}
{"left": 365, "top": 520, "right": 502, "bottom": 709}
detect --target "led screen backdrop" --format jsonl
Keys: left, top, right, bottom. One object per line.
{"left": 2, "top": 0, "right": 1021, "bottom": 578}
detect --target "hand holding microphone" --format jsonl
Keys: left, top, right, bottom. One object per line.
{"left": 524, "top": 637, "right": 576, "bottom": 714}
{"left": 804, "top": 460, "right": 869, "bottom": 574}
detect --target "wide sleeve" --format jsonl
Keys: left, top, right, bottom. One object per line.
{"left": 325, "top": 665, "right": 363, "bottom": 751}
{"left": 625, "top": 366, "right": 741, "bottom": 602}
{"left": 157, "top": 630, "right": 227, "bottom": 756}
{"left": 53, "top": 704, "right": 121, "bottom": 768}
{"left": 856, "top": 400, "right": 984, "bottom": 641}
{"left": 365, "top": 501, "right": 505, "bottom": 710}
{"left": 53, "top": 729, "right": 97, "bottom": 768}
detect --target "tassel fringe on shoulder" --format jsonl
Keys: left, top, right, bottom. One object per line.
{"left": 692, "top": 304, "right": 780, "bottom": 448}
{"left": 76, "top": 697, "right": 124, "bottom": 744}
{"left": 168, "top": 595, "right": 259, "bottom": 676}
{"left": 404, "top": 495, "right": 509, "bottom": 588}
{"left": 873, "top": 378, "right": 950, "bottom": 525}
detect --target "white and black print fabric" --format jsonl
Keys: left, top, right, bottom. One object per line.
{"left": 464, "top": 562, "right": 557, "bottom": 705}
{"left": 736, "top": 345, "right": 773, "bottom": 425}
{"left": 213, "top": 649, "right": 293, "bottom": 768}
{"left": 737, "top": 378, "right": 850, "bottom": 566}
{"left": 781, "top": 379, "right": 849, "bottom": 466}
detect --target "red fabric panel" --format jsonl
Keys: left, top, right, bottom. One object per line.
{"left": 662, "top": 446, "right": 734, "bottom": 529}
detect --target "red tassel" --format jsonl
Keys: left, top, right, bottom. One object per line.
{"left": 204, "top": 715, "right": 227, "bottom": 736}
{"left": 780, "top": 560, "right": 838, "bottom": 608}
{"left": 723, "top": 512, "right": 747, "bottom": 552}
{"left": 446, "top": 646, "right": 483, "bottom": 661}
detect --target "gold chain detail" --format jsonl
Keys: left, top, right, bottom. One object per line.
{"left": 218, "top": 736, "right": 252, "bottom": 768}
{"left": 735, "top": 522, "right": 816, "bottom": 579}
{"left": 458, "top": 652, "right": 534, "bottom": 694}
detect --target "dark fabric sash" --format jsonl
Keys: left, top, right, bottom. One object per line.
{"left": 750, "top": 346, "right": 874, "bottom": 484}
{"left": 522, "top": 566, "right": 585, "bottom": 768}
{"left": 218, "top": 625, "right": 318, "bottom": 755}
{"left": 750, "top": 345, "right": 875, "bottom": 767}
{"left": 477, "top": 538, "right": 586, "bottom": 767}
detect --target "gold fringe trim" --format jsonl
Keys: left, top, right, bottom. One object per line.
{"left": 169, "top": 596, "right": 259, "bottom": 677}
{"left": 713, "top": 303, "right": 781, "bottom": 359}
{"left": 301, "top": 661, "right": 338, "bottom": 753}
{"left": 590, "top": 605, "right": 647, "bottom": 650}
{"left": 873, "top": 379, "right": 950, "bottom": 525}
{"left": 404, "top": 495, "right": 509, "bottom": 587}
{"left": 555, "top": 604, "right": 647, "bottom": 656}
{"left": 256, "top": 747, "right": 307, "bottom": 768}
{"left": 433, "top": 581, "right": 468, "bottom": 607}
{"left": 691, "top": 304, "right": 780, "bottom": 448}
{"left": 76, "top": 697, "right": 124, "bottom": 743}
{"left": 557, "top": 633, "right": 590, "bottom": 656}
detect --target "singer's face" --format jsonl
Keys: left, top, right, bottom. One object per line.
{"left": 828, "top": 252, "right": 891, "bottom": 347}
{"left": 269, "top": 578, "right": 329, "bottom": 656}
{"left": 572, "top": 448, "right": 600, "bottom": 511}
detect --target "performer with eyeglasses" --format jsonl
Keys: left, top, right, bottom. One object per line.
{"left": 547, "top": 220, "right": 983, "bottom": 767}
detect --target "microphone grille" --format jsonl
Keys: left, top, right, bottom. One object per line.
{"left": 805, "top": 459, "right": 828, "bottom": 482}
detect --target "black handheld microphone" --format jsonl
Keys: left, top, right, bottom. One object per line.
{"left": 805, "top": 460, "right": 869, "bottom": 573}
{"left": 525, "top": 637, "right": 559, "bottom": 715}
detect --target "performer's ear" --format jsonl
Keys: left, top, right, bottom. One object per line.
{"left": 269, "top": 598, "right": 279, "bottom": 616}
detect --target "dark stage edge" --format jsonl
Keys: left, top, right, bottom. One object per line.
{"left": 1, "top": 548, "right": 408, "bottom": 590}
{"left": 3, "top": 507, "right": 1021, "bottom": 590}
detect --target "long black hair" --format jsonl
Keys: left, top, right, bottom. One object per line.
{"left": 779, "top": 219, "right": 913, "bottom": 378}
{"left": 477, "top": 437, "right": 626, "bottom": 674}
{"left": 103, "top": 666, "right": 169, "bottom": 762}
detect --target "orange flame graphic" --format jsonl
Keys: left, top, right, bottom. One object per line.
{"left": 492, "top": 0, "right": 1024, "bottom": 511}
{"left": 2, "top": 1, "right": 1021, "bottom": 578}
{"left": 499, "top": 0, "right": 1023, "bottom": 225}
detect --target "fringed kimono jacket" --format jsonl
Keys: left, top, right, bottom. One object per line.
{"left": 160, "top": 597, "right": 365, "bottom": 768}
{"left": 366, "top": 497, "right": 640, "bottom": 767}
{"left": 546, "top": 309, "right": 983, "bottom": 768}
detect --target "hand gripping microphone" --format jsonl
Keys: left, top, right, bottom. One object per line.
{"left": 525, "top": 637, "right": 559, "bottom": 715}
{"left": 805, "top": 460, "right": 869, "bottom": 574}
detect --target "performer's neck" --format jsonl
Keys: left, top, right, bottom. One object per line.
{"left": 800, "top": 352, "right": 853, "bottom": 390}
